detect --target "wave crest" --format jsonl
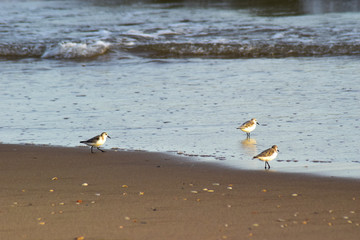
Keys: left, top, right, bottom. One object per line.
{"left": 126, "top": 42, "right": 360, "bottom": 58}
{"left": 0, "top": 43, "right": 45, "bottom": 58}
{"left": 1, "top": 41, "right": 359, "bottom": 60}
{"left": 42, "top": 41, "right": 110, "bottom": 59}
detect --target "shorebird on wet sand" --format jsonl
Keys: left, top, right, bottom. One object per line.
{"left": 237, "top": 118, "right": 259, "bottom": 139}
{"left": 253, "top": 145, "right": 279, "bottom": 169}
{"left": 80, "top": 132, "right": 111, "bottom": 153}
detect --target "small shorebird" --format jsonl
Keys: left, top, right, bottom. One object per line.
{"left": 237, "top": 118, "right": 259, "bottom": 138}
{"left": 253, "top": 145, "right": 279, "bottom": 169}
{"left": 80, "top": 132, "right": 111, "bottom": 153}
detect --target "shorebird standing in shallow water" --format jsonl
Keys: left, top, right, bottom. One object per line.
{"left": 80, "top": 132, "right": 111, "bottom": 153}
{"left": 237, "top": 118, "right": 259, "bottom": 139}
{"left": 253, "top": 145, "right": 279, "bottom": 169}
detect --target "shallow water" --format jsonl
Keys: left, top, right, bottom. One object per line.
{"left": 2, "top": 57, "right": 360, "bottom": 178}
{"left": 1, "top": 0, "right": 360, "bottom": 178}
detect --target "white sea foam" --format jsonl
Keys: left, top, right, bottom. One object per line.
{"left": 157, "top": 29, "right": 181, "bottom": 36}
{"left": 125, "top": 30, "right": 159, "bottom": 39}
{"left": 42, "top": 41, "right": 110, "bottom": 59}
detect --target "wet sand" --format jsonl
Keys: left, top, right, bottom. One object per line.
{"left": 0, "top": 144, "right": 359, "bottom": 240}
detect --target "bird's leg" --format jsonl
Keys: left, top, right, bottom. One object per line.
{"left": 264, "top": 162, "right": 269, "bottom": 169}
{"left": 247, "top": 133, "right": 250, "bottom": 139}
{"left": 266, "top": 162, "right": 270, "bottom": 169}
{"left": 91, "top": 146, "right": 94, "bottom": 154}
{"left": 97, "top": 147, "right": 105, "bottom": 152}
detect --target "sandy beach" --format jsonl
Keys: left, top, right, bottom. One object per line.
{"left": 0, "top": 144, "right": 359, "bottom": 240}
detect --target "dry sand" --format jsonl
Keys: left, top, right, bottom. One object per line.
{"left": 0, "top": 144, "right": 359, "bottom": 240}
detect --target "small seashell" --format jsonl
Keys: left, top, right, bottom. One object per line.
{"left": 280, "top": 224, "right": 288, "bottom": 228}
{"left": 139, "top": 192, "right": 144, "bottom": 196}
{"left": 122, "top": 185, "right": 128, "bottom": 188}
{"left": 38, "top": 218, "right": 45, "bottom": 225}
{"left": 212, "top": 183, "right": 220, "bottom": 186}
{"left": 51, "top": 177, "right": 58, "bottom": 181}
{"left": 191, "top": 191, "right": 198, "bottom": 194}
{"left": 207, "top": 190, "right": 215, "bottom": 193}
{"left": 291, "top": 193, "right": 298, "bottom": 197}
{"left": 252, "top": 223, "right": 259, "bottom": 227}
{"left": 49, "top": 189, "right": 54, "bottom": 192}
{"left": 261, "top": 189, "right": 267, "bottom": 193}
{"left": 227, "top": 186, "right": 232, "bottom": 190}
{"left": 82, "top": 183, "right": 88, "bottom": 187}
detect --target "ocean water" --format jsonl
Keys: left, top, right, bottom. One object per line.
{"left": 1, "top": 0, "right": 360, "bottom": 178}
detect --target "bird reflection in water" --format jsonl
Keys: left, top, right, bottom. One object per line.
{"left": 240, "top": 138, "right": 257, "bottom": 157}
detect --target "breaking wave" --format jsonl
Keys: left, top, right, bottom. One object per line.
{"left": 0, "top": 41, "right": 111, "bottom": 60}
{"left": 1, "top": 41, "right": 360, "bottom": 60}
{"left": 124, "top": 42, "right": 360, "bottom": 58}
{"left": 0, "top": 43, "right": 46, "bottom": 58}
{"left": 42, "top": 41, "right": 111, "bottom": 59}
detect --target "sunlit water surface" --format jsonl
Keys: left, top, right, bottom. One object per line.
{"left": 1, "top": 0, "right": 360, "bottom": 178}
{"left": 1, "top": 57, "right": 359, "bottom": 178}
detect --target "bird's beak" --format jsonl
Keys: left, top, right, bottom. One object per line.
{"left": 277, "top": 149, "right": 279, "bottom": 152}
{"left": 256, "top": 122, "right": 260, "bottom": 125}
{"left": 108, "top": 136, "right": 111, "bottom": 139}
